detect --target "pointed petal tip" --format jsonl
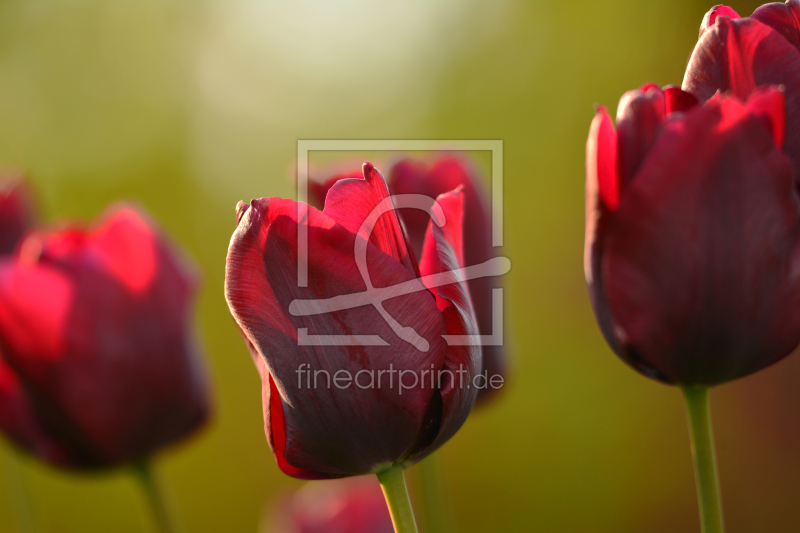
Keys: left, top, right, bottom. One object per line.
{"left": 701, "top": 5, "right": 741, "bottom": 34}
{"left": 235, "top": 201, "right": 249, "bottom": 225}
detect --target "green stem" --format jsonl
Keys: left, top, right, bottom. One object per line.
{"left": 4, "top": 449, "right": 36, "bottom": 533}
{"left": 132, "top": 459, "right": 183, "bottom": 533}
{"left": 682, "top": 386, "right": 725, "bottom": 533}
{"left": 416, "top": 453, "right": 450, "bottom": 533}
{"left": 376, "top": 464, "right": 419, "bottom": 533}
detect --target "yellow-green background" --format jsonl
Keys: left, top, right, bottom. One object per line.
{"left": 0, "top": 1, "right": 797, "bottom": 531}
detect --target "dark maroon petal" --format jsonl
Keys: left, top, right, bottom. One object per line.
{"left": 225, "top": 198, "right": 447, "bottom": 476}
{"left": 0, "top": 180, "right": 35, "bottom": 256}
{"left": 0, "top": 206, "right": 209, "bottom": 467}
{"left": 388, "top": 156, "right": 504, "bottom": 404}
{"left": 584, "top": 107, "right": 622, "bottom": 355}
{"left": 683, "top": 16, "right": 800, "bottom": 177}
{"left": 602, "top": 95, "right": 800, "bottom": 385}
{"left": 700, "top": 4, "right": 741, "bottom": 34}
{"left": 323, "top": 163, "right": 419, "bottom": 278}
{"left": 411, "top": 187, "right": 480, "bottom": 460}
{"left": 752, "top": 0, "right": 800, "bottom": 53}
{"left": 616, "top": 85, "right": 666, "bottom": 189}
{"left": 663, "top": 85, "right": 699, "bottom": 115}
{"left": 0, "top": 354, "right": 69, "bottom": 464}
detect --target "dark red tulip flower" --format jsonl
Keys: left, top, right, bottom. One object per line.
{"left": 0, "top": 179, "right": 36, "bottom": 255}
{"left": 310, "top": 156, "right": 504, "bottom": 404}
{"left": 585, "top": 83, "right": 800, "bottom": 385}
{"left": 0, "top": 204, "right": 210, "bottom": 468}
{"left": 683, "top": 1, "right": 800, "bottom": 178}
{"left": 269, "top": 477, "right": 393, "bottom": 533}
{"left": 226, "top": 162, "right": 480, "bottom": 479}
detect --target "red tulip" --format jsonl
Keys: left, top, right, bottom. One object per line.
{"left": 683, "top": 1, "right": 800, "bottom": 178}
{"left": 0, "top": 179, "right": 36, "bottom": 255}
{"left": 226, "top": 162, "right": 480, "bottom": 478}
{"left": 0, "top": 205, "right": 210, "bottom": 468}
{"left": 585, "top": 83, "right": 800, "bottom": 385}
{"left": 309, "top": 156, "right": 505, "bottom": 404}
{"left": 269, "top": 477, "right": 393, "bottom": 533}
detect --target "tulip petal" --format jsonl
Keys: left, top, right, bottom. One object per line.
{"left": 700, "top": 5, "right": 741, "bottom": 34}
{"left": 587, "top": 107, "right": 619, "bottom": 211}
{"left": 323, "top": 163, "right": 419, "bottom": 279}
{"left": 0, "top": 180, "right": 35, "bottom": 256}
{"left": 752, "top": 0, "right": 800, "bottom": 53}
{"left": 388, "top": 157, "right": 504, "bottom": 404}
{"left": 585, "top": 107, "right": 622, "bottom": 354}
{"left": 226, "top": 198, "right": 447, "bottom": 475}
{"left": 746, "top": 86, "right": 786, "bottom": 147}
{"left": 664, "top": 85, "right": 699, "bottom": 115}
{"left": 308, "top": 171, "right": 362, "bottom": 211}
{"left": 411, "top": 187, "right": 480, "bottom": 460}
{"left": 616, "top": 86, "right": 666, "bottom": 189}
{"left": 0, "top": 354, "right": 69, "bottom": 464}
{"left": 683, "top": 16, "right": 800, "bottom": 177}
{"left": 602, "top": 96, "right": 800, "bottom": 385}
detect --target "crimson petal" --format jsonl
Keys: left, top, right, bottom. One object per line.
{"left": 323, "top": 162, "right": 419, "bottom": 279}
{"left": 752, "top": 0, "right": 800, "bottom": 53}
{"left": 412, "top": 187, "right": 480, "bottom": 459}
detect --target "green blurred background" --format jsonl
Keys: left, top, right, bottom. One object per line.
{"left": 0, "top": 1, "right": 797, "bottom": 531}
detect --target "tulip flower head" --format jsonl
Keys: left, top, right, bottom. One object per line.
{"left": 226, "top": 162, "right": 481, "bottom": 479}
{"left": 585, "top": 83, "right": 800, "bottom": 386}
{"left": 0, "top": 205, "right": 210, "bottom": 468}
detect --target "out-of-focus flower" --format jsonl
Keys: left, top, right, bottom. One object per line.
{"left": 683, "top": 1, "right": 800, "bottom": 177}
{"left": 585, "top": 83, "right": 800, "bottom": 385}
{"left": 0, "top": 179, "right": 36, "bottom": 255}
{"left": 226, "top": 162, "right": 480, "bottom": 478}
{"left": 268, "top": 476, "right": 393, "bottom": 533}
{"left": 0, "top": 205, "right": 210, "bottom": 468}
{"left": 310, "top": 156, "right": 505, "bottom": 404}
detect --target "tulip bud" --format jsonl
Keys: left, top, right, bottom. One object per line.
{"left": 226, "top": 163, "right": 481, "bottom": 478}
{"left": 585, "top": 84, "right": 800, "bottom": 385}
{"left": 0, "top": 205, "right": 210, "bottom": 468}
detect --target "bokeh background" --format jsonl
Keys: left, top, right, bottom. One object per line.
{"left": 0, "top": 1, "right": 797, "bottom": 532}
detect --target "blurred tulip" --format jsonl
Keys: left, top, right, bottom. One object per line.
{"left": 310, "top": 156, "right": 505, "bottom": 404}
{"left": 226, "top": 162, "right": 480, "bottom": 478}
{"left": 269, "top": 476, "right": 394, "bottom": 533}
{"left": 683, "top": 1, "right": 800, "bottom": 178}
{"left": 585, "top": 83, "right": 800, "bottom": 385}
{"left": 0, "top": 179, "right": 36, "bottom": 255}
{"left": 0, "top": 204, "right": 210, "bottom": 468}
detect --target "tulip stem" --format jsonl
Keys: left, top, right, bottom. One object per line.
{"left": 132, "top": 459, "right": 183, "bottom": 533}
{"left": 682, "top": 386, "right": 725, "bottom": 533}
{"left": 416, "top": 452, "right": 451, "bottom": 533}
{"left": 377, "top": 464, "right": 419, "bottom": 533}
